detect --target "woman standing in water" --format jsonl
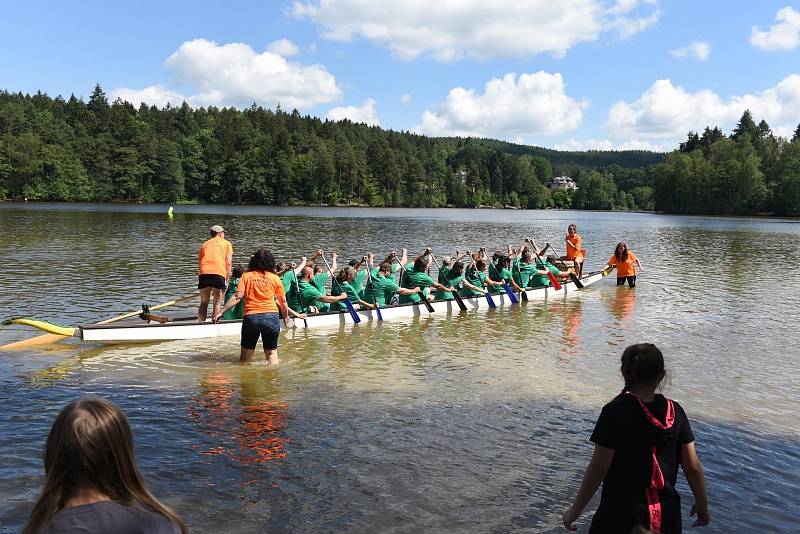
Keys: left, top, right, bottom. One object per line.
{"left": 24, "top": 396, "right": 186, "bottom": 534}
{"left": 215, "top": 248, "right": 290, "bottom": 365}
{"left": 604, "top": 242, "right": 643, "bottom": 288}
{"left": 563, "top": 343, "right": 710, "bottom": 533}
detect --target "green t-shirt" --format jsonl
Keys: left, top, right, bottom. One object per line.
{"left": 311, "top": 272, "right": 329, "bottom": 292}
{"left": 433, "top": 266, "right": 463, "bottom": 300}
{"left": 513, "top": 259, "right": 539, "bottom": 288}
{"left": 287, "top": 279, "right": 327, "bottom": 313}
{"left": 364, "top": 270, "right": 401, "bottom": 306}
{"left": 330, "top": 280, "right": 360, "bottom": 311}
{"left": 488, "top": 266, "right": 512, "bottom": 294}
{"left": 221, "top": 277, "right": 244, "bottom": 320}
{"left": 461, "top": 270, "right": 487, "bottom": 298}
{"left": 399, "top": 262, "right": 435, "bottom": 304}
{"left": 529, "top": 260, "right": 560, "bottom": 288}
{"left": 280, "top": 271, "right": 295, "bottom": 293}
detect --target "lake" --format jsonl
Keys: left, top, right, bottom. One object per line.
{"left": 1, "top": 203, "right": 798, "bottom": 533}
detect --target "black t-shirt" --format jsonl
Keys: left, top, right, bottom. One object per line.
{"left": 589, "top": 393, "right": 694, "bottom": 534}
{"left": 42, "top": 500, "right": 180, "bottom": 534}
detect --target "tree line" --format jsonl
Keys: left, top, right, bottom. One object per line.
{"left": 0, "top": 85, "right": 662, "bottom": 210}
{"left": 3, "top": 86, "right": 797, "bottom": 215}
{"left": 653, "top": 111, "right": 800, "bottom": 216}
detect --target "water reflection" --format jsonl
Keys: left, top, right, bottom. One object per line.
{"left": 191, "top": 369, "right": 289, "bottom": 467}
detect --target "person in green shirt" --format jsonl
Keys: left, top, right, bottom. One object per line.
{"left": 398, "top": 252, "right": 453, "bottom": 304}
{"left": 461, "top": 255, "right": 502, "bottom": 298}
{"left": 286, "top": 265, "right": 347, "bottom": 314}
{"left": 331, "top": 266, "right": 375, "bottom": 311}
{"left": 487, "top": 255, "right": 522, "bottom": 294}
{"left": 363, "top": 262, "right": 421, "bottom": 306}
{"left": 305, "top": 249, "right": 337, "bottom": 293}
{"left": 528, "top": 257, "right": 566, "bottom": 288}
{"left": 512, "top": 250, "right": 538, "bottom": 289}
{"left": 221, "top": 265, "right": 246, "bottom": 320}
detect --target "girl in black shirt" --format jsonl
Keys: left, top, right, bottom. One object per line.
{"left": 563, "top": 343, "right": 710, "bottom": 533}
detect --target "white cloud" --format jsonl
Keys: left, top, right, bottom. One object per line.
{"left": 669, "top": 40, "right": 711, "bottom": 61}
{"left": 414, "top": 72, "right": 587, "bottom": 139}
{"left": 266, "top": 38, "right": 301, "bottom": 56}
{"left": 110, "top": 85, "right": 188, "bottom": 108}
{"left": 604, "top": 75, "right": 800, "bottom": 146}
{"left": 554, "top": 138, "right": 670, "bottom": 152}
{"left": 326, "top": 98, "right": 380, "bottom": 125}
{"left": 400, "top": 94, "right": 412, "bottom": 105}
{"left": 112, "top": 38, "right": 341, "bottom": 110}
{"left": 750, "top": 6, "right": 800, "bottom": 51}
{"left": 292, "top": 0, "right": 660, "bottom": 61}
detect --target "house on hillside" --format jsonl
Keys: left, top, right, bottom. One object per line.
{"left": 453, "top": 169, "right": 467, "bottom": 185}
{"left": 549, "top": 176, "right": 578, "bottom": 191}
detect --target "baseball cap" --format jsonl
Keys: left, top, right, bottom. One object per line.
{"left": 211, "top": 225, "right": 225, "bottom": 233}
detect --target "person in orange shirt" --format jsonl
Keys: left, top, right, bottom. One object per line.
{"left": 604, "top": 242, "right": 643, "bottom": 288}
{"left": 565, "top": 224, "right": 586, "bottom": 277}
{"left": 214, "top": 248, "right": 290, "bottom": 365}
{"left": 197, "top": 225, "right": 233, "bottom": 322}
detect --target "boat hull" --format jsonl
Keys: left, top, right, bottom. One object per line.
{"left": 79, "top": 272, "right": 603, "bottom": 343}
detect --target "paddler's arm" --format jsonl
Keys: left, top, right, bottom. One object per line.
{"left": 562, "top": 444, "right": 614, "bottom": 531}
{"left": 293, "top": 257, "right": 307, "bottom": 274}
{"left": 398, "top": 248, "right": 408, "bottom": 266}
{"left": 214, "top": 289, "right": 245, "bottom": 322}
{"left": 330, "top": 252, "right": 338, "bottom": 273}
{"left": 462, "top": 279, "right": 487, "bottom": 293}
{"left": 396, "top": 287, "right": 421, "bottom": 296}
{"left": 318, "top": 293, "right": 347, "bottom": 304}
{"left": 225, "top": 250, "right": 232, "bottom": 283}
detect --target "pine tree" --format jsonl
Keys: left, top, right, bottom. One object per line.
{"left": 731, "top": 110, "right": 759, "bottom": 141}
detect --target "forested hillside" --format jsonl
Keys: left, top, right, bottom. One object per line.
{"left": 3, "top": 86, "right": 798, "bottom": 215}
{"left": 0, "top": 86, "right": 661, "bottom": 210}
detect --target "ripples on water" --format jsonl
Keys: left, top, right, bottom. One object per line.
{"left": 1, "top": 204, "right": 799, "bottom": 532}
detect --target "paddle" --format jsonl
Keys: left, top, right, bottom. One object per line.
{"left": 511, "top": 246, "right": 529, "bottom": 302}
{"left": 393, "top": 254, "right": 435, "bottom": 313}
{"left": 484, "top": 248, "right": 519, "bottom": 304}
{"left": 0, "top": 292, "right": 200, "bottom": 350}
{"left": 428, "top": 252, "right": 467, "bottom": 312}
{"left": 525, "top": 239, "right": 562, "bottom": 291}
{"left": 545, "top": 243, "right": 584, "bottom": 289}
{"left": 320, "top": 253, "right": 361, "bottom": 324}
{"left": 466, "top": 250, "right": 496, "bottom": 308}
{"left": 362, "top": 256, "right": 384, "bottom": 321}
{"left": 290, "top": 266, "right": 309, "bottom": 328}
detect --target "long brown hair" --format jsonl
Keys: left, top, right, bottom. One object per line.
{"left": 614, "top": 242, "right": 629, "bottom": 263}
{"left": 23, "top": 396, "right": 187, "bottom": 534}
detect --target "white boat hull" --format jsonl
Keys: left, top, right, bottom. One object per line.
{"left": 79, "top": 272, "right": 603, "bottom": 343}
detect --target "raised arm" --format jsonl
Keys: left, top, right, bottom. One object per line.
{"left": 293, "top": 257, "right": 307, "bottom": 274}
{"left": 330, "top": 252, "right": 338, "bottom": 273}
{"left": 563, "top": 444, "right": 615, "bottom": 531}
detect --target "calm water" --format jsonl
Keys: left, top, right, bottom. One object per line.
{"left": 0, "top": 203, "right": 798, "bottom": 533}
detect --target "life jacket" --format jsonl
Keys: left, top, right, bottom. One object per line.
{"left": 627, "top": 392, "right": 675, "bottom": 534}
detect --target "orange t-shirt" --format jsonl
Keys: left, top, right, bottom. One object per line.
{"left": 198, "top": 237, "right": 233, "bottom": 277}
{"left": 608, "top": 251, "right": 639, "bottom": 278}
{"left": 566, "top": 234, "right": 583, "bottom": 260}
{"left": 238, "top": 270, "right": 285, "bottom": 315}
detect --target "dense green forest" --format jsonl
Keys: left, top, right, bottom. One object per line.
{"left": 1, "top": 85, "right": 798, "bottom": 215}
{"left": 654, "top": 112, "right": 800, "bottom": 216}
{"left": 0, "top": 85, "right": 661, "bottom": 210}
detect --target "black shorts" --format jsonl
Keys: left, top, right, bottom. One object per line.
{"left": 616, "top": 276, "right": 636, "bottom": 287}
{"left": 198, "top": 274, "right": 226, "bottom": 290}
{"left": 241, "top": 312, "right": 281, "bottom": 350}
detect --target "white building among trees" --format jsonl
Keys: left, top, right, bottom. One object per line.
{"left": 549, "top": 176, "right": 578, "bottom": 191}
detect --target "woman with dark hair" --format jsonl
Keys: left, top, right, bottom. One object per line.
{"left": 24, "top": 396, "right": 186, "bottom": 534}
{"left": 215, "top": 248, "right": 290, "bottom": 364}
{"left": 604, "top": 242, "right": 643, "bottom": 288}
{"left": 331, "top": 265, "right": 375, "bottom": 311}
{"left": 563, "top": 343, "right": 710, "bottom": 533}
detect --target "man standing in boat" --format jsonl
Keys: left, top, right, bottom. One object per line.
{"left": 197, "top": 224, "right": 233, "bottom": 322}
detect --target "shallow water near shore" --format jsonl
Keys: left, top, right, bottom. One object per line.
{"left": 1, "top": 203, "right": 799, "bottom": 533}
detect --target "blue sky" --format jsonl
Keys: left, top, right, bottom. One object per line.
{"left": 2, "top": 1, "right": 799, "bottom": 151}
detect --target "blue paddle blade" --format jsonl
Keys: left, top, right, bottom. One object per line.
{"left": 344, "top": 298, "right": 361, "bottom": 323}
{"left": 485, "top": 292, "right": 497, "bottom": 309}
{"left": 503, "top": 283, "right": 519, "bottom": 304}
{"left": 375, "top": 306, "right": 383, "bottom": 321}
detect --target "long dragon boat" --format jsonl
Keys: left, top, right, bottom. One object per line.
{"left": 6, "top": 271, "right": 603, "bottom": 345}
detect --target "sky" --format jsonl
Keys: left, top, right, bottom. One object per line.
{"left": 1, "top": 1, "right": 799, "bottom": 152}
